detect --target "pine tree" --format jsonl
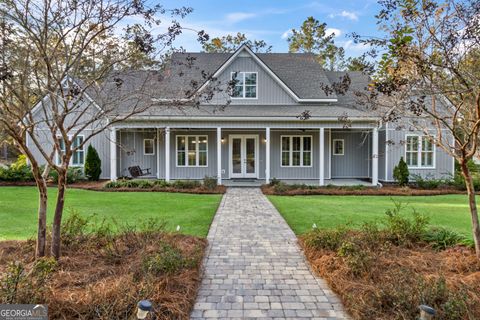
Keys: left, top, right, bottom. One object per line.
{"left": 84, "top": 145, "right": 102, "bottom": 181}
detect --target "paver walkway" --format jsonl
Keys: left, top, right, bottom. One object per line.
{"left": 191, "top": 188, "right": 348, "bottom": 319}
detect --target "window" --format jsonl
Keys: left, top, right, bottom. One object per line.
{"left": 177, "top": 135, "right": 208, "bottom": 167}
{"left": 333, "top": 139, "right": 344, "bottom": 156}
{"left": 231, "top": 72, "right": 257, "bottom": 99}
{"left": 144, "top": 139, "right": 154, "bottom": 155}
{"left": 57, "top": 135, "right": 84, "bottom": 166}
{"left": 281, "top": 136, "right": 312, "bottom": 167}
{"left": 405, "top": 135, "right": 435, "bottom": 168}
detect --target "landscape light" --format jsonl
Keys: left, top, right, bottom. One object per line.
{"left": 136, "top": 300, "right": 152, "bottom": 320}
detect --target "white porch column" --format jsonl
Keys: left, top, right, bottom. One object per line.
{"left": 110, "top": 127, "right": 117, "bottom": 181}
{"left": 165, "top": 127, "right": 170, "bottom": 182}
{"left": 156, "top": 128, "right": 160, "bottom": 179}
{"left": 265, "top": 127, "right": 271, "bottom": 184}
{"left": 372, "top": 127, "right": 379, "bottom": 186}
{"left": 217, "top": 127, "right": 222, "bottom": 185}
{"left": 319, "top": 128, "right": 325, "bottom": 186}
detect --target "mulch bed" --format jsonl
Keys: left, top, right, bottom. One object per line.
{"left": 261, "top": 184, "right": 467, "bottom": 196}
{"left": 300, "top": 238, "right": 480, "bottom": 320}
{"left": 0, "top": 232, "right": 207, "bottom": 319}
{"left": 0, "top": 180, "right": 226, "bottom": 194}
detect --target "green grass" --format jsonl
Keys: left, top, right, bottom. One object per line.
{"left": 268, "top": 194, "right": 475, "bottom": 239}
{"left": 0, "top": 186, "right": 222, "bottom": 240}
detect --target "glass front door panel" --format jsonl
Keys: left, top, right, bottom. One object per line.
{"left": 232, "top": 138, "right": 242, "bottom": 174}
{"left": 245, "top": 138, "right": 255, "bottom": 174}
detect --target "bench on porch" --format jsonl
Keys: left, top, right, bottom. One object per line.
{"left": 128, "top": 166, "right": 151, "bottom": 178}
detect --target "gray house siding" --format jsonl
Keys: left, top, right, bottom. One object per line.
{"left": 205, "top": 55, "right": 297, "bottom": 106}
{"left": 117, "top": 129, "right": 157, "bottom": 178}
{"left": 170, "top": 130, "right": 217, "bottom": 180}
{"left": 385, "top": 128, "right": 454, "bottom": 181}
{"left": 331, "top": 130, "right": 371, "bottom": 178}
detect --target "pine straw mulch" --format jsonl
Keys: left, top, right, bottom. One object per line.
{"left": 300, "top": 237, "right": 480, "bottom": 320}
{"left": 0, "top": 232, "right": 207, "bottom": 320}
{"left": 0, "top": 180, "right": 227, "bottom": 194}
{"left": 262, "top": 184, "right": 467, "bottom": 196}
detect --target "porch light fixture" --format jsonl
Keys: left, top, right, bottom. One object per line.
{"left": 221, "top": 137, "right": 225, "bottom": 143}
{"left": 137, "top": 300, "right": 152, "bottom": 319}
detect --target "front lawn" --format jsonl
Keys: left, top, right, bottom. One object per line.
{"left": 0, "top": 186, "right": 222, "bottom": 240}
{"left": 268, "top": 194, "right": 474, "bottom": 238}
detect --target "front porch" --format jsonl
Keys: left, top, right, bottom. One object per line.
{"left": 109, "top": 124, "right": 380, "bottom": 187}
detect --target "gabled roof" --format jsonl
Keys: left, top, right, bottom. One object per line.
{"left": 159, "top": 44, "right": 339, "bottom": 102}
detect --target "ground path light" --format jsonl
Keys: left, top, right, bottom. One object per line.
{"left": 419, "top": 305, "right": 435, "bottom": 320}
{"left": 136, "top": 300, "right": 152, "bottom": 319}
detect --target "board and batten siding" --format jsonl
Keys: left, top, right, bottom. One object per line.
{"left": 205, "top": 55, "right": 297, "bottom": 106}
{"left": 330, "top": 130, "right": 371, "bottom": 178}
{"left": 385, "top": 128, "right": 454, "bottom": 181}
{"left": 117, "top": 129, "right": 157, "bottom": 178}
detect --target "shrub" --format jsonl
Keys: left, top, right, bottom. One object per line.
{"left": 273, "top": 182, "right": 289, "bottom": 194}
{"left": 393, "top": 157, "right": 409, "bottom": 186}
{"left": 383, "top": 201, "right": 429, "bottom": 246}
{"left": 84, "top": 145, "right": 102, "bottom": 181}
{"left": 203, "top": 176, "right": 218, "bottom": 190}
{"left": 0, "top": 155, "right": 34, "bottom": 182}
{"left": 337, "top": 240, "right": 373, "bottom": 276}
{"left": 49, "top": 167, "right": 84, "bottom": 184}
{"left": 413, "top": 174, "right": 446, "bottom": 189}
{"left": 142, "top": 243, "right": 188, "bottom": 275}
{"left": 303, "top": 227, "right": 348, "bottom": 251}
{"left": 423, "top": 228, "right": 466, "bottom": 250}
{"left": 269, "top": 177, "right": 280, "bottom": 186}
{"left": 172, "top": 180, "right": 201, "bottom": 189}
{"left": 61, "top": 210, "right": 90, "bottom": 247}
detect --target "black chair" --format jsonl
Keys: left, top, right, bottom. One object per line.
{"left": 128, "top": 166, "right": 151, "bottom": 178}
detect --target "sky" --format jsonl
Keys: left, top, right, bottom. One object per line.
{"left": 157, "top": 0, "right": 384, "bottom": 58}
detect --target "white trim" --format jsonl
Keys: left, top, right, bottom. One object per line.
{"left": 228, "top": 134, "right": 259, "bottom": 178}
{"left": 56, "top": 134, "right": 85, "bottom": 167}
{"left": 175, "top": 135, "right": 209, "bottom": 167}
{"left": 372, "top": 127, "right": 379, "bottom": 186}
{"left": 165, "top": 127, "right": 170, "bottom": 182}
{"left": 230, "top": 71, "right": 258, "bottom": 100}
{"left": 195, "top": 44, "right": 337, "bottom": 103}
{"left": 404, "top": 134, "right": 436, "bottom": 169}
{"left": 280, "top": 135, "right": 313, "bottom": 168}
{"left": 266, "top": 128, "right": 271, "bottom": 184}
{"left": 332, "top": 139, "right": 345, "bottom": 156}
{"left": 217, "top": 128, "right": 222, "bottom": 185}
{"left": 385, "top": 122, "right": 389, "bottom": 181}
{"left": 143, "top": 139, "right": 155, "bottom": 155}
{"left": 156, "top": 129, "right": 160, "bottom": 178}
{"left": 328, "top": 129, "right": 332, "bottom": 179}
{"left": 110, "top": 128, "right": 117, "bottom": 181}
{"left": 319, "top": 128, "right": 325, "bottom": 186}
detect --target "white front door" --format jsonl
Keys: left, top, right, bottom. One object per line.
{"left": 229, "top": 135, "right": 258, "bottom": 178}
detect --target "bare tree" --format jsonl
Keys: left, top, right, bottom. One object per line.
{"left": 356, "top": 0, "right": 480, "bottom": 257}
{"left": 0, "top": 0, "right": 230, "bottom": 259}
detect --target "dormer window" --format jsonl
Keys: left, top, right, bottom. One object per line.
{"left": 231, "top": 72, "right": 257, "bottom": 99}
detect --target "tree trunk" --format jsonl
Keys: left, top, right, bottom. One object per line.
{"left": 35, "top": 180, "right": 48, "bottom": 258}
{"left": 51, "top": 169, "right": 67, "bottom": 260}
{"left": 460, "top": 161, "right": 480, "bottom": 259}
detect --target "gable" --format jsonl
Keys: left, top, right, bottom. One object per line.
{"left": 203, "top": 54, "right": 297, "bottom": 105}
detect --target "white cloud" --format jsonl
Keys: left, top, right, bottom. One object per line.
{"left": 325, "top": 28, "right": 342, "bottom": 38}
{"left": 329, "top": 10, "right": 359, "bottom": 21}
{"left": 281, "top": 29, "right": 292, "bottom": 39}
{"left": 342, "top": 40, "right": 371, "bottom": 52}
{"left": 224, "top": 12, "right": 257, "bottom": 24}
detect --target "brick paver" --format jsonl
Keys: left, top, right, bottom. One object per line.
{"left": 191, "top": 188, "right": 348, "bottom": 319}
